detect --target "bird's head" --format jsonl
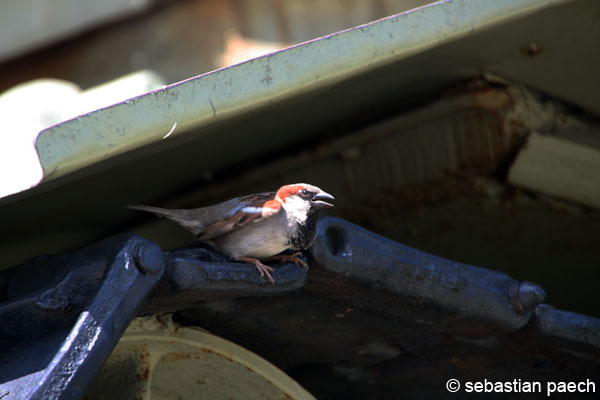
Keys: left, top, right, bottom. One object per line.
{"left": 275, "top": 183, "right": 334, "bottom": 223}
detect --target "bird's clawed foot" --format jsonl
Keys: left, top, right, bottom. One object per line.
{"left": 262, "top": 252, "right": 308, "bottom": 269}
{"left": 238, "top": 256, "right": 275, "bottom": 284}
{"left": 238, "top": 252, "right": 307, "bottom": 284}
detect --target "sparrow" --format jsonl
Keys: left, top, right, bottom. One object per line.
{"left": 128, "top": 183, "right": 334, "bottom": 283}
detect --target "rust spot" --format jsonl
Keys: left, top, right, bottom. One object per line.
{"left": 442, "top": 78, "right": 516, "bottom": 112}
{"left": 161, "top": 352, "right": 193, "bottom": 362}
{"left": 197, "top": 377, "right": 209, "bottom": 385}
{"left": 136, "top": 364, "right": 150, "bottom": 382}
{"left": 472, "top": 89, "right": 513, "bottom": 112}
{"left": 241, "top": 364, "right": 253, "bottom": 372}
{"left": 521, "top": 42, "right": 543, "bottom": 57}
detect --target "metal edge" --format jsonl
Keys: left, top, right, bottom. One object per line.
{"left": 34, "top": 0, "right": 567, "bottom": 182}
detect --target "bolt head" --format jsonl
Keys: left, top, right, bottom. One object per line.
{"left": 134, "top": 242, "right": 164, "bottom": 275}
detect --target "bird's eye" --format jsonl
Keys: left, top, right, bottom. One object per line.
{"left": 299, "top": 189, "right": 311, "bottom": 198}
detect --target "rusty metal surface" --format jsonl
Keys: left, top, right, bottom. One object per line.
{"left": 162, "top": 81, "right": 544, "bottom": 211}
{"left": 85, "top": 315, "right": 317, "bottom": 400}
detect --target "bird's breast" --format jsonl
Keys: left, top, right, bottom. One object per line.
{"left": 208, "top": 212, "right": 291, "bottom": 259}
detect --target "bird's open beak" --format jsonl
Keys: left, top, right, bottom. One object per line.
{"left": 313, "top": 190, "right": 334, "bottom": 208}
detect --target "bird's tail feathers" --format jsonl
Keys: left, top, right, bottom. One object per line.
{"left": 127, "top": 204, "right": 206, "bottom": 235}
{"left": 128, "top": 204, "right": 174, "bottom": 218}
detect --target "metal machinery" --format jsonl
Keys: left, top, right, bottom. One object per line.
{"left": 1, "top": 0, "right": 599, "bottom": 398}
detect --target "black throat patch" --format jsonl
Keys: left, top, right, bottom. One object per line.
{"left": 288, "top": 210, "right": 321, "bottom": 250}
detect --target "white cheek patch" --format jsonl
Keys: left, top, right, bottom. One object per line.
{"left": 282, "top": 196, "right": 311, "bottom": 223}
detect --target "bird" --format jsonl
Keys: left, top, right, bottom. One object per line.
{"left": 128, "top": 183, "right": 334, "bottom": 283}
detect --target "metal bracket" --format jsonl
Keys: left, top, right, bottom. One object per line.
{"left": 308, "top": 216, "right": 546, "bottom": 333}
{"left": 0, "top": 234, "right": 165, "bottom": 400}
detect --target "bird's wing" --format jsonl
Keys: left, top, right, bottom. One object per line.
{"left": 197, "top": 191, "right": 280, "bottom": 240}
